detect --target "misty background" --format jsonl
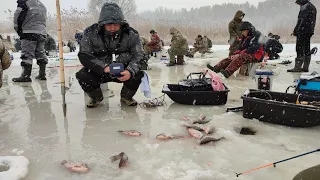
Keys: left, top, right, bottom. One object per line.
{"left": 0, "top": 0, "right": 319, "bottom": 44}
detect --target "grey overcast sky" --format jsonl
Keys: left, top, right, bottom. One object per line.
{"left": 0, "top": 0, "right": 265, "bottom": 21}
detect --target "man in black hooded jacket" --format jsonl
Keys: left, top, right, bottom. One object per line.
{"left": 75, "top": 3, "right": 144, "bottom": 108}
{"left": 288, "top": 0, "right": 317, "bottom": 72}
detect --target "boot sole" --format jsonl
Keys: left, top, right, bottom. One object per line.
{"left": 12, "top": 79, "right": 32, "bottom": 82}
{"left": 35, "top": 78, "right": 47, "bottom": 80}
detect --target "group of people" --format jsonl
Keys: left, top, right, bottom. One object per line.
{"left": 186, "top": 35, "right": 212, "bottom": 58}
{"left": 0, "top": 0, "right": 318, "bottom": 104}
{"left": 141, "top": 30, "right": 213, "bottom": 65}
{"left": 207, "top": 0, "right": 317, "bottom": 78}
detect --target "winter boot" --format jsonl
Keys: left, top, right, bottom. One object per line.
{"left": 287, "top": 58, "right": 303, "bottom": 72}
{"left": 206, "top": 64, "right": 220, "bottom": 73}
{"left": 166, "top": 60, "right": 176, "bottom": 66}
{"left": 301, "top": 56, "right": 311, "bottom": 72}
{"left": 86, "top": 88, "right": 104, "bottom": 108}
{"left": 12, "top": 65, "right": 32, "bottom": 82}
{"left": 220, "top": 69, "right": 231, "bottom": 78}
{"left": 120, "top": 86, "right": 137, "bottom": 106}
{"left": 35, "top": 64, "right": 47, "bottom": 80}
{"left": 176, "top": 55, "right": 185, "bottom": 65}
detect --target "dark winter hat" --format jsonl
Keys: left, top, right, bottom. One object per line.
{"left": 240, "top": 21, "right": 254, "bottom": 31}
{"left": 295, "top": 0, "right": 309, "bottom": 5}
{"left": 150, "top": 30, "right": 155, "bottom": 34}
{"left": 198, "top": 35, "right": 202, "bottom": 38}
{"left": 98, "top": 3, "right": 127, "bottom": 26}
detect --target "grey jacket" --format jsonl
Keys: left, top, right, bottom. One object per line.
{"left": 14, "top": 0, "right": 47, "bottom": 36}
{"left": 78, "top": 3, "right": 143, "bottom": 77}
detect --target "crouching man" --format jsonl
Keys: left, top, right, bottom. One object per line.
{"left": 75, "top": 3, "right": 144, "bottom": 108}
{"left": 207, "top": 22, "right": 264, "bottom": 78}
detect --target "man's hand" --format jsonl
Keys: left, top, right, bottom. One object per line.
{"left": 118, "top": 70, "right": 131, "bottom": 81}
{"left": 104, "top": 66, "right": 110, "bottom": 73}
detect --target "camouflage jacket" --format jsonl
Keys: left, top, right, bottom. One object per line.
{"left": 193, "top": 37, "right": 206, "bottom": 49}
{"left": 170, "top": 27, "right": 188, "bottom": 51}
{"left": 229, "top": 10, "right": 245, "bottom": 39}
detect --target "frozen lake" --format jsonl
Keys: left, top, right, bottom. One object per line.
{"left": 0, "top": 44, "right": 319, "bottom": 180}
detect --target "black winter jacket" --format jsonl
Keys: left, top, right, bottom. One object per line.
{"left": 78, "top": 3, "right": 143, "bottom": 77}
{"left": 294, "top": 0, "right": 317, "bottom": 36}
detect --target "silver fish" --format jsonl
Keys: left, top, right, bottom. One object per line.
{"left": 187, "top": 128, "right": 204, "bottom": 139}
{"left": 183, "top": 124, "right": 205, "bottom": 131}
{"left": 110, "top": 152, "right": 129, "bottom": 168}
{"left": 156, "top": 133, "right": 184, "bottom": 140}
{"left": 192, "top": 118, "right": 211, "bottom": 124}
{"left": 199, "top": 136, "right": 226, "bottom": 145}
{"left": 198, "top": 115, "right": 206, "bottom": 121}
{"left": 204, "top": 126, "right": 216, "bottom": 134}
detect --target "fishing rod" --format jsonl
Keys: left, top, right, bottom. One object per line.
{"left": 236, "top": 148, "right": 320, "bottom": 177}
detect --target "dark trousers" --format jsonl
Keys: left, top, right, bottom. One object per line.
{"left": 296, "top": 35, "right": 312, "bottom": 58}
{"left": 75, "top": 67, "right": 143, "bottom": 94}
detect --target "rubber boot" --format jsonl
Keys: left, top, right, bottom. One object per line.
{"left": 220, "top": 69, "right": 231, "bottom": 78}
{"left": 185, "top": 51, "right": 194, "bottom": 58}
{"left": 287, "top": 58, "right": 303, "bottom": 72}
{"left": 120, "top": 86, "right": 137, "bottom": 106}
{"left": 176, "top": 55, "right": 185, "bottom": 65}
{"left": 207, "top": 64, "right": 220, "bottom": 73}
{"left": 35, "top": 64, "right": 47, "bottom": 80}
{"left": 301, "top": 56, "right": 311, "bottom": 72}
{"left": 86, "top": 88, "right": 104, "bottom": 108}
{"left": 12, "top": 65, "right": 32, "bottom": 82}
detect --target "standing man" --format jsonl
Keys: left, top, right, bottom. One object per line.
{"left": 288, "top": 0, "right": 317, "bottom": 72}
{"left": 75, "top": 3, "right": 144, "bottom": 108}
{"left": 228, "top": 10, "right": 245, "bottom": 56}
{"left": 167, "top": 27, "right": 188, "bottom": 66}
{"left": 13, "top": 0, "right": 48, "bottom": 82}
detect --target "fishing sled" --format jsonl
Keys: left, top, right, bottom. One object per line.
{"left": 162, "top": 72, "right": 230, "bottom": 105}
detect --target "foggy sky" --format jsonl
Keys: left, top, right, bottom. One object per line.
{"left": 0, "top": 0, "right": 265, "bottom": 21}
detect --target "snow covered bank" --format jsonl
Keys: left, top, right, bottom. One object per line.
{"left": 0, "top": 156, "right": 29, "bottom": 180}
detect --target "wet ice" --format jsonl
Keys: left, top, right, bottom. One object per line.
{"left": 0, "top": 44, "right": 319, "bottom": 179}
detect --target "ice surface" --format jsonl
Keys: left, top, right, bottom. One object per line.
{"left": 0, "top": 156, "right": 30, "bottom": 180}
{"left": 16, "top": 151, "right": 24, "bottom": 156}
{"left": 0, "top": 44, "right": 319, "bottom": 180}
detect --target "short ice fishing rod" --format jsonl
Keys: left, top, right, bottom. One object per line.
{"left": 236, "top": 148, "right": 320, "bottom": 177}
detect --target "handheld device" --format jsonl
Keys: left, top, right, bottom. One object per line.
{"left": 109, "top": 54, "right": 124, "bottom": 78}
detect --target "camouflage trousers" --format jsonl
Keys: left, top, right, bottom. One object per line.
{"left": 168, "top": 48, "right": 187, "bottom": 64}
{"left": 214, "top": 53, "right": 257, "bottom": 75}
{"left": 190, "top": 47, "right": 207, "bottom": 56}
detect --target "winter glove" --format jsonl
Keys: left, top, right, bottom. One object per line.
{"left": 291, "top": 32, "right": 296, "bottom": 36}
